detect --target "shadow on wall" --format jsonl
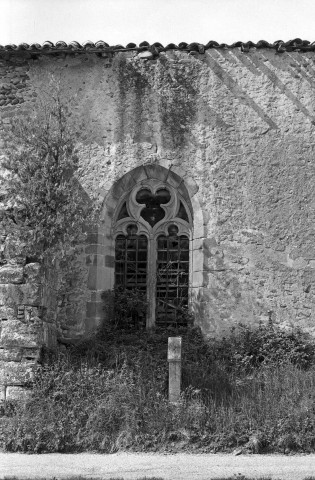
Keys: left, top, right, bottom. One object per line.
{"left": 54, "top": 178, "right": 97, "bottom": 344}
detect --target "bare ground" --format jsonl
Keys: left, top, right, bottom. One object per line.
{"left": 1, "top": 452, "right": 315, "bottom": 479}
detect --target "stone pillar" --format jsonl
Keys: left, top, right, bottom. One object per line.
{"left": 0, "top": 262, "right": 56, "bottom": 400}
{"left": 168, "top": 336, "right": 182, "bottom": 404}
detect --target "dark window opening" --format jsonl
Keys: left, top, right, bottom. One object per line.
{"left": 136, "top": 188, "right": 171, "bottom": 227}
{"left": 114, "top": 227, "right": 148, "bottom": 329}
{"left": 156, "top": 226, "right": 189, "bottom": 327}
{"left": 114, "top": 184, "right": 192, "bottom": 330}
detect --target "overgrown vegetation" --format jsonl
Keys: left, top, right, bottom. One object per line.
{"left": 2, "top": 321, "right": 315, "bottom": 454}
{"left": 0, "top": 80, "right": 97, "bottom": 264}
{"left": 0, "top": 80, "right": 98, "bottom": 321}
{"left": 105, "top": 287, "right": 149, "bottom": 330}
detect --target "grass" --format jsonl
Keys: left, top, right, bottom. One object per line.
{"left": 2, "top": 323, "right": 315, "bottom": 454}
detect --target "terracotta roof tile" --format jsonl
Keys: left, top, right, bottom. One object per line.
{"left": 0, "top": 39, "right": 314, "bottom": 57}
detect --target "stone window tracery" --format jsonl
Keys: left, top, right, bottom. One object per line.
{"left": 113, "top": 179, "right": 192, "bottom": 328}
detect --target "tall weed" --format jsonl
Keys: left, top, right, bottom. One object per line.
{"left": 2, "top": 323, "right": 315, "bottom": 453}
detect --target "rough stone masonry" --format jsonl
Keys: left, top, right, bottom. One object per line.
{"left": 1, "top": 40, "right": 315, "bottom": 399}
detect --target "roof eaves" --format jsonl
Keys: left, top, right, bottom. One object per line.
{"left": 0, "top": 39, "right": 314, "bottom": 58}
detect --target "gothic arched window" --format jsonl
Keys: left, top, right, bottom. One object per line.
{"left": 113, "top": 179, "right": 192, "bottom": 329}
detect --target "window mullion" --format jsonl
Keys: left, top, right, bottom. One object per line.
{"left": 146, "top": 234, "right": 156, "bottom": 329}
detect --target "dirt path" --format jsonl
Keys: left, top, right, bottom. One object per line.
{"left": 1, "top": 452, "right": 315, "bottom": 479}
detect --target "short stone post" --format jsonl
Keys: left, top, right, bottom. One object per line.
{"left": 168, "top": 337, "right": 182, "bottom": 404}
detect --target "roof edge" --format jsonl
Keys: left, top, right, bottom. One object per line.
{"left": 0, "top": 39, "right": 314, "bottom": 58}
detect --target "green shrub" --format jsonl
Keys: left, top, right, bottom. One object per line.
{"left": 211, "top": 323, "right": 315, "bottom": 372}
{"left": 3, "top": 323, "right": 315, "bottom": 454}
{"left": 103, "top": 287, "right": 148, "bottom": 331}
{"left": 1, "top": 85, "right": 98, "bottom": 264}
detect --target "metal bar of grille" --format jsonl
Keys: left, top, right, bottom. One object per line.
{"left": 156, "top": 234, "right": 189, "bottom": 327}
{"left": 114, "top": 234, "right": 148, "bottom": 328}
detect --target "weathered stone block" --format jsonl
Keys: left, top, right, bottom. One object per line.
{"left": 85, "top": 254, "right": 105, "bottom": 267}
{"left": 130, "top": 166, "right": 149, "bottom": 184}
{"left": 0, "top": 285, "right": 20, "bottom": 307}
{"left": 86, "top": 301, "right": 104, "bottom": 318}
{"left": 41, "top": 322, "right": 57, "bottom": 349}
{"left": 0, "top": 360, "right": 34, "bottom": 385}
{"left": 1, "top": 234, "right": 27, "bottom": 264}
{"left": 0, "top": 305, "right": 15, "bottom": 321}
{"left": 111, "top": 173, "right": 137, "bottom": 200}
{"left": 191, "top": 271, "right": 204, "bottom": 288}
{"left": 0, "top": 283, "right": 41, "bottom": 307}
{"left": 0, "top": 346, "right": 22, "bottom": 362}
{"left": 85, "top": 245, "right": 106, "bottom": 255}
{"left": 6, "top": 385, "right": 32, "bottom": 401}
{"left": 21, "top": 347, "right": 40, "bottom": 361}
{"left": 0, "top": 318, "right": 41, "bottom": 347}
{"left": 137, "top": 51, "right": 154, "bottom": 60}
{"left": 20, "top": 283, "right": 41, "bottom": 305}
{"left": 0, "top": 346, "right": 39, "bottom": 363}
{"left": 87, "top": 265, "right": 112, "bottom": 290}
{"left": 86, "top": 233, "right": 105, "bottom": 245}
{"left": 90, "top": 290, "right": 107, "bottom": 302}
{"left": 23, "top": 262, "right": 41, "bottom": 283}
{"left": 0, "top": 265, "right": 24, "bottom": 284}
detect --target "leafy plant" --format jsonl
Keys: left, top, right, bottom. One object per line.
{"left": 212, "top": 323, "right": 315, "bottom": 373}
{"left": 3, "top": 323, "right": 315, "bottom": 454}
{"left": 1, "top": 79, "right": 98, "bottom": 264}
{"left": 112, "top": 287, "right": 148, "bottom": 330}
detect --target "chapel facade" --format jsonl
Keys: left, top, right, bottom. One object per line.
{"left": 1, "top": 39, "right": 315, "bottom": 399}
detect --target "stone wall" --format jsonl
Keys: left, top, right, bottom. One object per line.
{"left": 0, "top": 257, "right": 57, "bottom": 400}
{"left": 1, "top": 46, "right": 315, "bottom": 394}
{"left": 0, "top": 53, "right": 58, "bottom": 397}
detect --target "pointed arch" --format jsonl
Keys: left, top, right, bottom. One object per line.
{"left": 84, "top": 164, "right": 205, "bottom": 332}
